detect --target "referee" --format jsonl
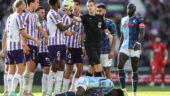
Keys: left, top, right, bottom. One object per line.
{"left": 64, "top": 0, "right": 111, "bottom": 77}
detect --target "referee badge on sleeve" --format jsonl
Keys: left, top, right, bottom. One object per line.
{"left": 98, "top": 22, "right": 102, "bottom": 28}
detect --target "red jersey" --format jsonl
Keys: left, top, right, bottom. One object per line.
{"left": 152, "top": 43, "right": 166, "bottom": 62}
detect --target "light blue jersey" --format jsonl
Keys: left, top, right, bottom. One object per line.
{"left": 120, "top": 16, "right": 145, "bottom": 51}
{"left": 75, "top": 76, "right": 114, "bottom": 95}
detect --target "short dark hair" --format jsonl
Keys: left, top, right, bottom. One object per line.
{"left": 87, "top": 0, "right": 96, "bottom": 5}
{"left": 48, "top": 0, "right": 58, "bottom": 6}
{"left": 106, "top": 89, "right": 124, "bottom": 96}
{"left": 35, "top": 6, "right": 44, "bottom": 12}
{"left": 97, "top": 3, "right": 106, "bottom": 10}
{"left": 73, "top": 0, "right": 81, "bottom": 5}
{"left": 26, "top": 0, "right": 35, "bottom": 6}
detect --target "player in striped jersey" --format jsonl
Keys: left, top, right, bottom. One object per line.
{"left": 5, "top": 0, "right": 40, "bottom": 96}
{"left": 47, "top": 0, "right": 75, "bottom": 95}
{"left": 35, "top": 6, "right": 50, "bottom": 96}
{"left": 118, "top": 4, "right": 145, "bottom": 96}
{"left": 22, "top": 0, "right": 49, "bottom": 95}
{"left": 62, "top": 0, "right": 86, "bottom": 92}
{"left": 0, "top": 6, "right": 16, "bottom": 96}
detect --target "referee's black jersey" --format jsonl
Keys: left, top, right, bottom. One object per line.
{"left": 80, "top": 14, "right": 107, "bottom": 44}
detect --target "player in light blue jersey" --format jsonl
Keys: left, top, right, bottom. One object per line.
{"left": 118, "top": 4, "right": 145, "bottom": 96}
{"left": 55, "top": 76, "right": 124, "bottom": 96}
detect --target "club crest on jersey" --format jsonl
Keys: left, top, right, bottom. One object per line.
{"left": 133, "top": 19, "right": 136, "bottom": 23}
{"left": 56, "top": 15, "right": 59, "bottom": 19}
{"left": 98, "top": 22, "right": 102, "bottom": 28}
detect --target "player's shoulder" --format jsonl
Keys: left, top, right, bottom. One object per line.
{"left": 105, "top": 18, "right": 115, "bottom": 24}
{"left": 135, "top": 16, "right": 144, "bottom": 21}
{"left": 63, "top": 14, "right": 70, "bottom": 19}
{"left": 121, "top": 16, "right": 128, "bottom": 23}
{"left": 160, "top": 43, "right": 166, "bottom": 46}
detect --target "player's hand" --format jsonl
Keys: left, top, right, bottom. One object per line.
{"left": 65, "top": 31, "right": 75, "bottom": 36}
{"left": 108, "top": 34, "right": 113, "bottom": 42}
{"left": 35, "top": 39, "right": 41, "bottom": 46}
{"left": 150, "top": 60, "right": 153, "bottom": 66}
{"left": 0, "top": 50, "right": 5, "bottom": 58}
{"left": 82, "top": 48, "right": 86, "bottom": 57}
{"left": 133, "top": 42, "right": 140, "bottom": 51}
{"left": 23, "top": 44, "right": 30, "bottom": 55}
{"left": 108, "top": 50, "right": 114, "bottom": 59}
{"left": 163, "top": 58, "right": 167, "bottom": 66}
{"left": 70, "top": 21, "right": 76, "bottom": 26}
{"left": 63, "top": 7, "right": 71, "bottom": 15}
{"left": 45, "top": 38, "right": 48, "bottom": 45}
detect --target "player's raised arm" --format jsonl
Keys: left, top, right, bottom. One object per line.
{"left": 64, "top": 8, "right": 82, "bottom": 22}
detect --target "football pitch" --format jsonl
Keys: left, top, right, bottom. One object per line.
{"left": 0, "top": 85, "right": 170, "bottom": 96}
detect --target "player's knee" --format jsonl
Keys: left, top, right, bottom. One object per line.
{"left": 43, "top": 67, "right": 50, "bottom": 74}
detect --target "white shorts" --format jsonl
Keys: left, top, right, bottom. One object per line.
{"left": 75, "top": 77, "right": 88, "bottom": 91}
{"left": 100, "top": 54, "right": 112, "bottom": 67}
{"left": 119, "top": 49, "right": 141, "bottom": 58}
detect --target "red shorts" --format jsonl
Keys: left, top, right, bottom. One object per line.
{"left": 152, "top": 61, "right": 165, "bottom": 73}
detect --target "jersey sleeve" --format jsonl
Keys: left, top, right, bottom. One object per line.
{"left": 16, "top": 15, "right": 25, "bottom": 30}
{"left": 162, "top": 43, "right": 167, "bottom": 51}
{"left": 138, "top": 17, "right": 145, "bottom": 28}
{"left": 108, "top": 21, "right": 117, "bottom": 35}
{"left": 120, "top": 19, "right": 123, "bottom": 32}
{"left": 50, "top": 12, "right": 61, "bottom": 24}
{"left": 22, "top": 13, "right": 28, "bottom": 26}
{"left": 80, "top": 14, "right": 86, "bottom": 25}
{"left": 62, "top": 14, "right": 69, "bottom": 25}
{"left": 101, "top": 17, "right": 107, "bottom": 30}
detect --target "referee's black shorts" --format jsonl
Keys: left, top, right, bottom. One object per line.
{"left": 85, "top": 43, "right": 100, "bottom": 66}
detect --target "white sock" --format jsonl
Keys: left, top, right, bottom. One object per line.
{"left": 11, "top": 74, "right": 20, "bottom": 92}
{"left": 54, "top": 71, "right": 64, "bottom": 94}
{"left": 69, "top": 77, "right": 78, "bottom": 92}
{"left": 4, "top": 72, "right": 8, "bottom": 92}
{"left": 27, "top": 72, "right": 34, "bottom": 93}
{"left": 23, "top": 70, "right": 33, "bottom": 93}
{"left": 62, "top": 78, "right": 70, "bottom": 92}
{"left": 42, "top": 74, "right": 48, "bottom": 93}
{"left": 47, "top": 71, "right": 56, "bottom": 94}
{"left": 132, "top": 92, "right": 136, "bottom": 96}
{"left": 122, "top": 88, "right": 127, "bottom": 91}
{"left": 7, "top": 74, "right": 14, "bottom": 92}
{"left": 19, "top": 75, "right": 24, "bottom": 93}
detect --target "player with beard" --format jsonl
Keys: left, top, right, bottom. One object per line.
{"left": 149, "top": 36, "right": 168, "bottom": 88}
{"left": 96, "top": 4, "right": 117, "bottom": 79}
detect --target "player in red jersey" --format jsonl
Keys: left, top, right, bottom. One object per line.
{"left": 149, "top": 36, "right": 168, "bottom": 87}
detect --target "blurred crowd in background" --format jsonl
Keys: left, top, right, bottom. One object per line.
{"left": 0, "top": 0, "right": 170, "bottom": 69}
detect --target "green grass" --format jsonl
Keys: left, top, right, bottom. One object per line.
{"left": 0, "top": 85, "right": 170, "bottom": 96}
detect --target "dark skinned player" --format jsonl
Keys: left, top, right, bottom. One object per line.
{"left": 118, "top": 4, "right": 145, "bottom": 96}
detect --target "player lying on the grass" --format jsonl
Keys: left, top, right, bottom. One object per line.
{"left": 55, "top": 76, "right": 124, "bottom": 96}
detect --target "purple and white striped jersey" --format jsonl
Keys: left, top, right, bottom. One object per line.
{"left": 6, "top": 13, "right": 24, "bottom": 51}
{"left": 63, "top": 14, "right": 83, "bottom": 48}
{"left": 22, "top": 9, "right": 39, "bottom": 46}
{"left": 47, "top": 9, "right": 65, "bottom": 46}
{"left": 38, "top": 20, "right": 49, "bottom": 53}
